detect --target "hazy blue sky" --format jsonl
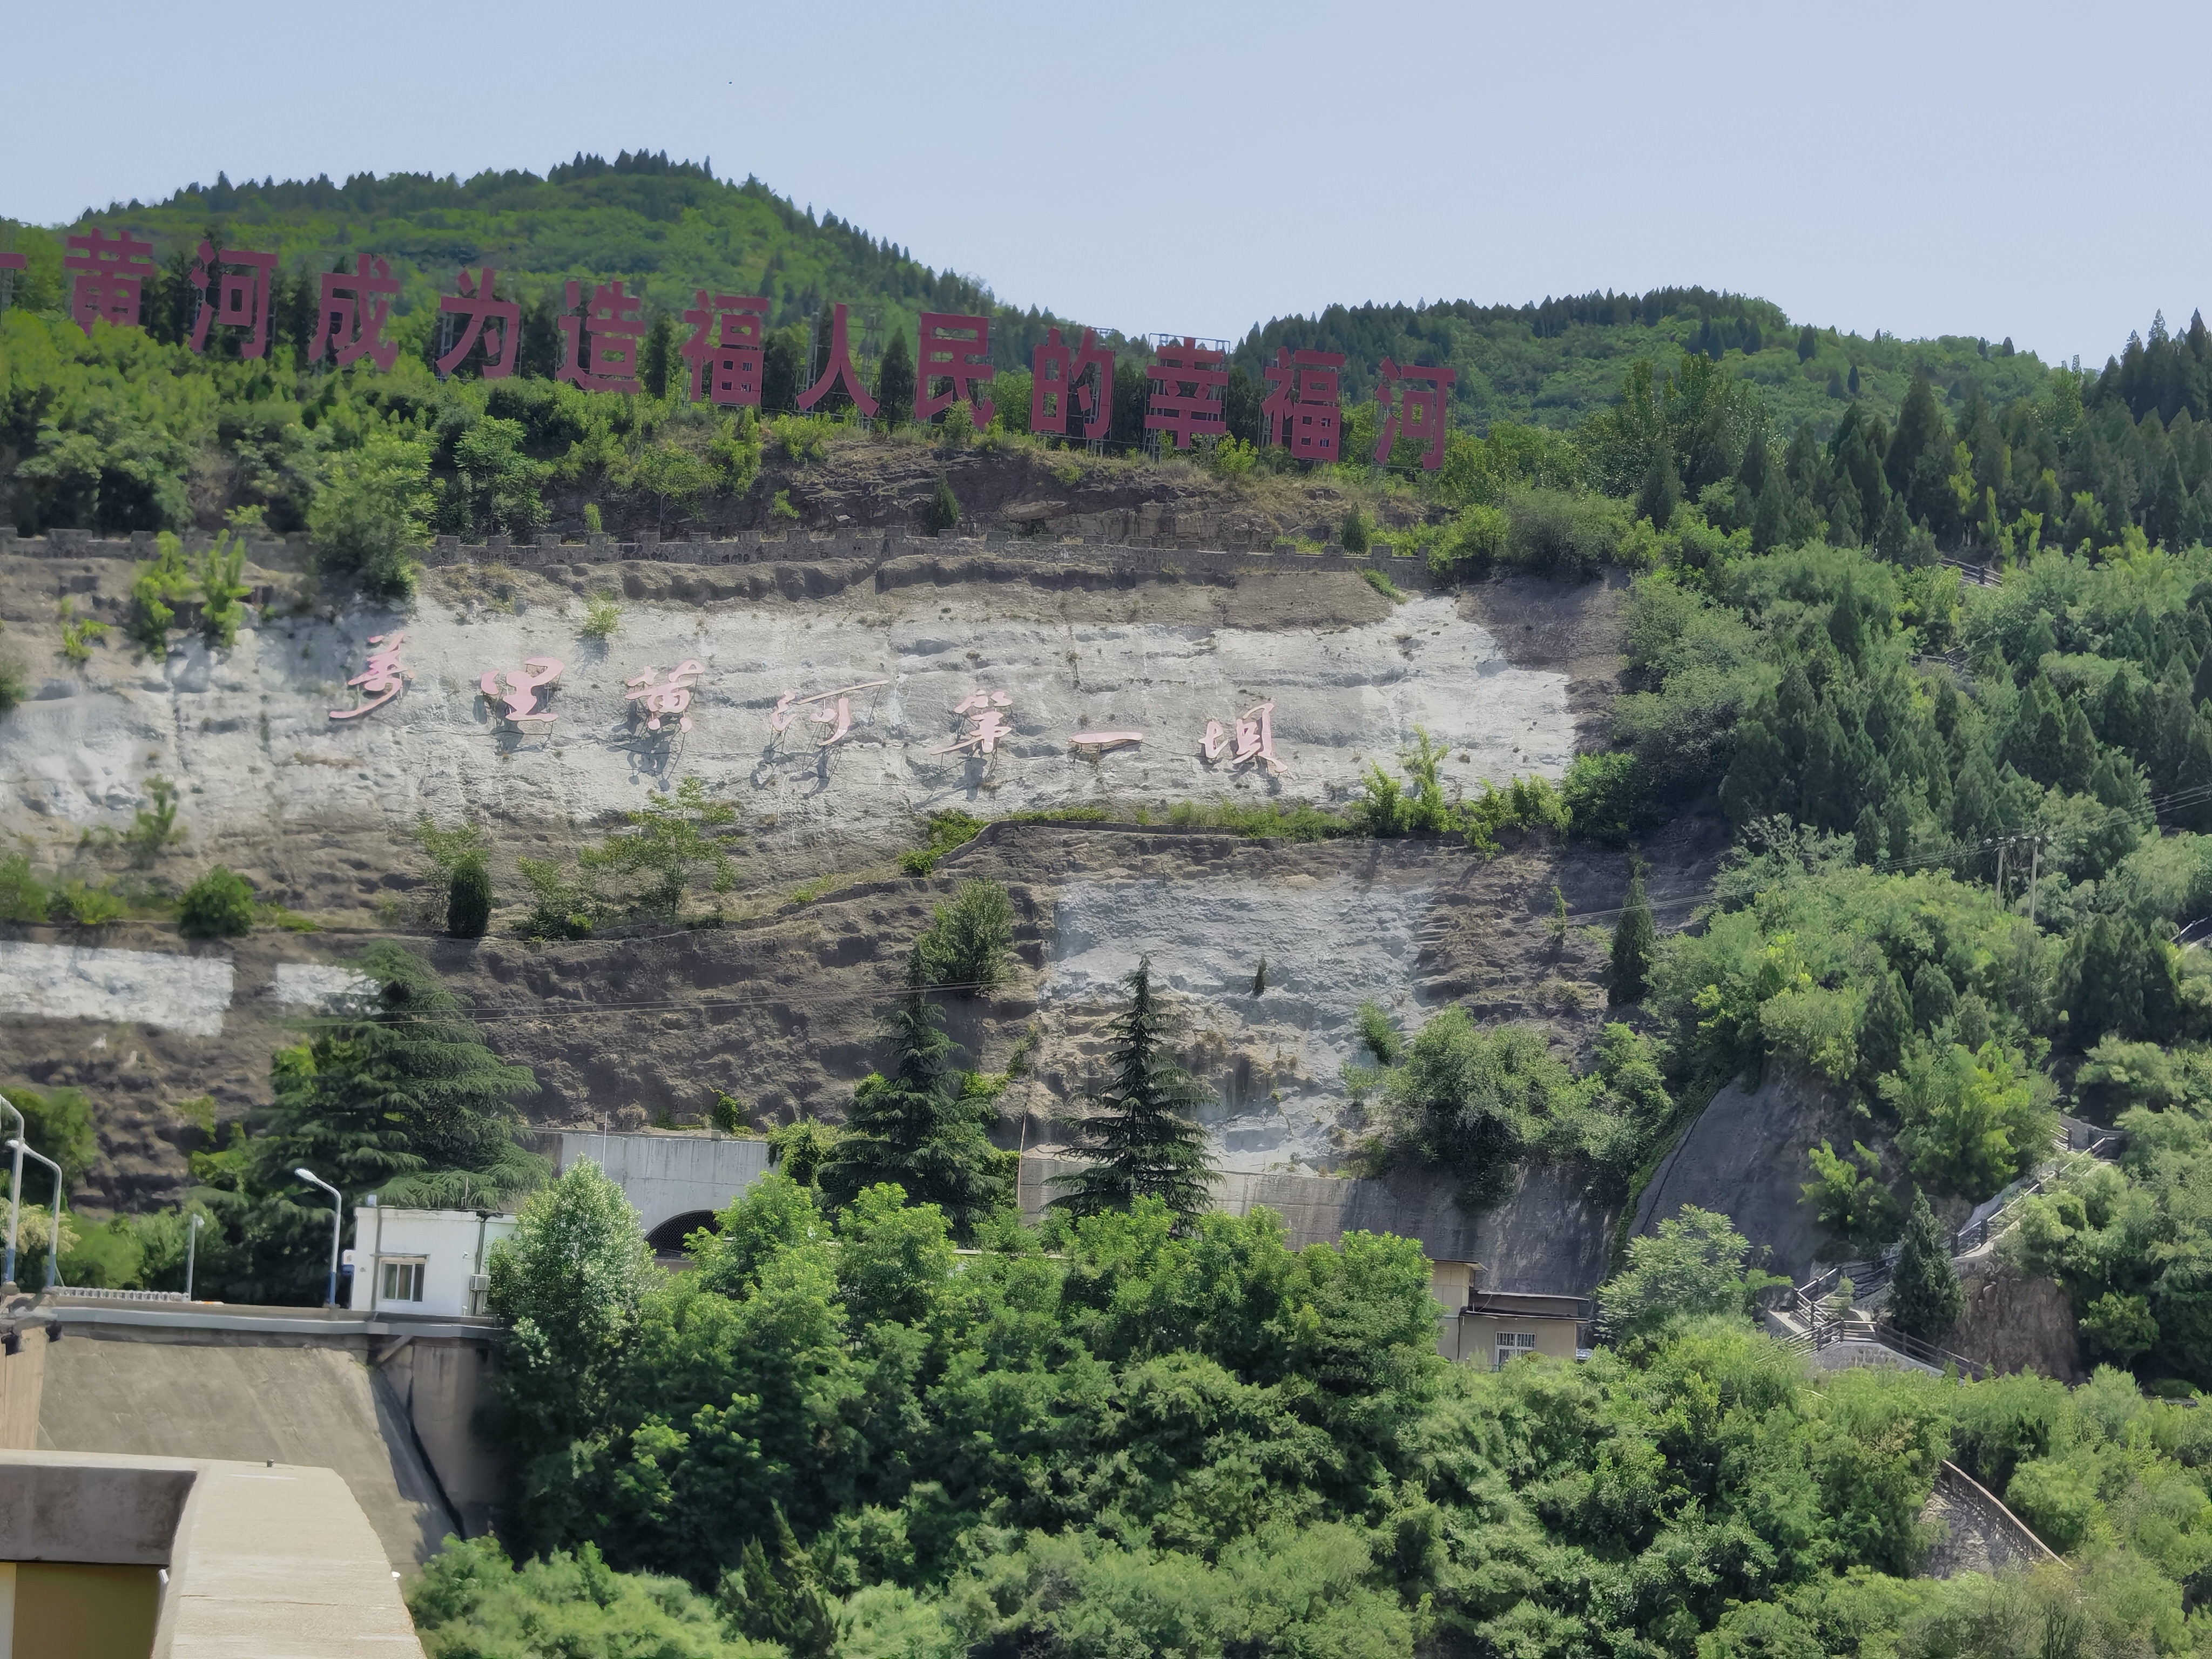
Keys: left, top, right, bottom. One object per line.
{"left": 4, "top": 1, "right": 2205, "bottom": 368}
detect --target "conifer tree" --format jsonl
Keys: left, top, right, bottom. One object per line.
{"left": 447, "top": 854, "right": 491, "bottom": 939}
{"left": 1051, "top": 956, "right": 1217, "bottom": 1222}
{"left": 1610, "top": 867, "right": 1656, "bottom": 1004}
{"left": 197, "top": 942, "right": 541, "bottom": 1303}
{"left": 1636, "top": 447, "right": 1681, "bottom": 527}
{"left": 818, "top": 955, "right": 1008, "bottom": 1238}
{"left": 874, "top": 328, "right": 915, "bottom": 425}
{"left": 1856, "top": 970, "right": 1909, "bottom": 1091}
{"left": 920, "top": 471, "right": 960, "bottom": 535}
{"left": 1910, "top": 962, "right": 1958, "bottom": 1033}
{"left": 1887, "top": 1188, "right": 1963, "bottom": 1341}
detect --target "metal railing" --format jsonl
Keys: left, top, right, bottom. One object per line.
{"left": 1799, "top": 1310, "right": 1991, "bottom": 1379}
{"left": 50, "top": 1286, "right": 188, "bottom": 1305}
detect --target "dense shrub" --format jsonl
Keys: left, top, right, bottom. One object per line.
{"left": 177, "top": 866, "right": 254, "bottom": 938}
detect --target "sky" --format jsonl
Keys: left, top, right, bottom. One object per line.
{"left": 3, "top": 0, "right": 2207, "bottom": 369}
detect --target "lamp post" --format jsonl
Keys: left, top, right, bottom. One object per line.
{"left": 184, "top": 1211, "right": 205, "bottom": 1301}
{"left": 7, "top": 1140, "right": 65, "bottom": 1292}
{"left": 294, "top": 1168, "right": 343, "bottom": 1309}
{"left": 0, "top": 1093, "right": 24, "bottom": 1294}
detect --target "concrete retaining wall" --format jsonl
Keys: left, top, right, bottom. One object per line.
{"left": 557, "top": 1131, "right": 774, "bottom": 1243}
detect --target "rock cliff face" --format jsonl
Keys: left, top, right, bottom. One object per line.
{"left": 1630, "top": 1067, "right": 1863, "bottom": 1284}
{"left": 1949, "top": 1249, "right": 2087, "bottom": 1382}
{"left": 5, "top": 543, "right": 1729, "bottom": 1285}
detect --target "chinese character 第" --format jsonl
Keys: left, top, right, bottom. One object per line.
{"left": 933, "top": 689, "right": 1014, "bottom": 756}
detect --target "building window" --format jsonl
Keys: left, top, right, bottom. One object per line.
{"left": 380, "top": 1259, "right": 427, "bottom": 1303}
{"left": 1494, "top": 1331, "right": 1537, "bottom": 1370}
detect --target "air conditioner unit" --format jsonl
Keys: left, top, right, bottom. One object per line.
{"left": 466, "top": 1273, "right": 488, "bottom": 1295}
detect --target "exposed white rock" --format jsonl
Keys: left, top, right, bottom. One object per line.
{"left": 270, "top": 963, "right": 374, "bottom": 1007}
{"left": 1041, "top": 872, "right": 1437, "bottom": 1174}
{"left": 0, "top": 594, "right": 1573, "bottom": 852}
{"left": 0, "top": 941, "right": 234, "bottom": 1036}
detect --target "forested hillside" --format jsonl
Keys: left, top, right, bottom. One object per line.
{"left": 24, "top": 151, "right": 2212, "bottom": 1657}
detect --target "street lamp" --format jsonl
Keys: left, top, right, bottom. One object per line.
{"left": 0, "top": 1093, "right": 24, "bottom": 1293}
{"left": 6, "top": 1140, "right": 65, "bottom": 1292}
{"left": 184, "top": 1211, "right": 206, "bottom": 1301}
{"left": 294, "top": 1168, "right": 343, "bottom": 1309}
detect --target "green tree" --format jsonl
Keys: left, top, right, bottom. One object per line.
{"left": 914, "top": 878, "right": 1016, "bottom": 997}
{"left": 126, "top": 531, "right": 193, "bottom": 652}
{"left": 1051, "top": 956, "right": 1217, "bottom": 1222}
{"left": 1881, "top": 1040, "right": 2052, "bottom": 1201}
{"left": 1636, "top": 446, "right": 1682, "bottom": 527}
{"left": 577, "top": 776, "right": 738, "bottom": 919}
{"left": 1803, "top": 1140, "right": 1901, "bottom": 1258}
{"left": 195, "top": 531, "right": 250, "bottom": 649}
{"left": 920, "top": 470, "right": 960, "bottom": 535}
{"left": 1597, "top": 1204, "right": 1782, "bottom": 1342}
{"left": 1, "top": 1083, "right": 98, "bottom": 1190}
{"left": 818, "top": 980, "right": 1009, "bottom": 1239}
{"left": 1610, "top": 867, "right": 1656, "bottom": 1003}
{"left": 1886, "top": 1188, "right": 1963, "bottom": 1340}
{"left": 485, "top": 1160, "right": 652, "bottom": 1552}
{"left": 308, "top": 428, "right": 431, "bottom": 599}
{"left": 874, "top": 327, "right": 915, "bottom": 425}
{"left": 177, "top": 866, "right": 254, "bottom": 938}
{"left": 639, "top": 314, "right": 676, "bottom": 398}
{"left": 447, "top": 854, "right": 491, "bottom": 939}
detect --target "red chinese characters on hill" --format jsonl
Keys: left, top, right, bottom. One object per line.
{"left": 559, "top": 280, "right": 645, "bottom": 395}
{"left": 1145, "top": 338, "right": 1228, "bottom": 450}
{"left": 437, "top": 267, "right": 521, "bottom": 379}
{"left": 187, "top": 242, "right": 278, "bottom": 358}
{"left": 1374, "top": 356, "right": 1456, "bottom": 470}
{"left": 680, "top": 292, "right": 771, "bottom": 406}
{"left": 798, "top": 302, "right": 878, "bottom": 416}
{"left": 65, "top": 227, "right": 156, "bottom": 336}
{"left": 916, "top": 313, "right": 994, "bottom": 429}
{"left": 1030, "top": 327, "right": 1115, "bottom": 440}
{"left": 311, "top": 255, "right": 400, "bottom": 370}
{"left": 1260, "top": 347, "right": 1346, "bottom": 462}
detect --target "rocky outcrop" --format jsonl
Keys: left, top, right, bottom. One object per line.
{"left": 1948, "top": 1249, "right": 2087, "bottom": 1383}
{"left": 1631, "top": 1067, "right": 1860, "bottom": 1284}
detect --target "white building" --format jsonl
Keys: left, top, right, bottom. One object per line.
{"left": 344, "top": 1203, "right": 517, "bottom": 1318}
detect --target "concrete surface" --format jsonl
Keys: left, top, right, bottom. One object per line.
{"left": 0, "top": 1447, "right": 426, "bottom": 1657}
{"left": 558, "top": 1130, "right": 773, "bottom": 1242}
{"left": 0, "top": 1459, "right": 192, "bottom": 1562}
{"left": 37, "top": 1334, "right": 454, "bottom": 1573}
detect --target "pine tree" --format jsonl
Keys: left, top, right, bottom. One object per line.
{"left": 818, "top": 961, "right": 1008, "bottom": 1238}
{"left": 725, "top": 1507, "right": 838, "bottom": 1659}
{"left": 199, "top": 942, "right": 541, "bottom": 1303}
{"left": 1636, "top": 447, "right": 1682, "bottom": 527}
{"left": 1910, "top": 961, "right": 1958, "bottom": 1033}
{"left": 447, "top": 854, "right": 491, "bottom": 939}
{"left": 1050, "top": 956, "right": 1217, "bottom": 1222}
{"left": 1610, "top": 867, "right": 1656, "bottom": 1004}
{"left": 1856, "top": 970, "right": 1909, "bottom": 1091}
{"left": 1853, "top": 804, "right": 1882, "bottom": 866}
{"left": 920, "top": 471, "right": 960, "bottom": 535}
{"left": 1797, "top": 325, "right": 1818, "bottom": 362}
{"left": 874, "top": 328, "right": 915, "bottom": 425}
{"left": 639, "top": 314, "right": 676, "bottom": 398}
{"left": 1887, "top": 1189, "right": 1963, "bottom": 1341}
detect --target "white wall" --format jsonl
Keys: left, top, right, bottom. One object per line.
{"left": 345, "top": 1208, "right": 517, "bottom": 1318}
{"left": 555, "top": 1133, "right": 772, "bottom": 1242}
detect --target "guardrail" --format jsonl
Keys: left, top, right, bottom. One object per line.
{"left": 50, "top": 1287, "right": 189, "bottom": 1305}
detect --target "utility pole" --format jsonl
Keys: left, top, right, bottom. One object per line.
{"left": 2027, "top": 835, "right": 2042, "bottom": 926}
